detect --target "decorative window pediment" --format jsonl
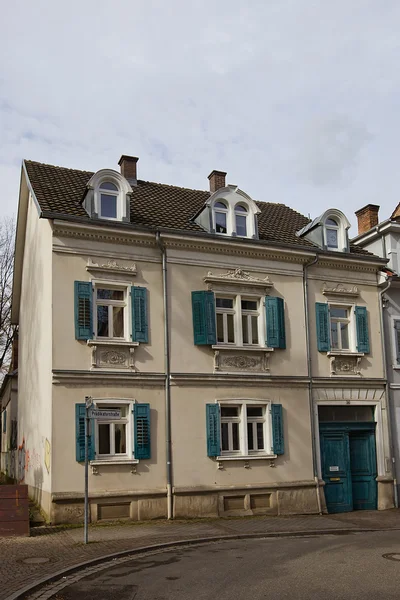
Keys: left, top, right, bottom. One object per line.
{"left": 322, "top": 282, "right": 360, "bottom": 299}
{"left": 83, "top": 169, "right": 132, "bottom": 223}
{"left": 204, "top": 268, "right": 273, "bottom": 294}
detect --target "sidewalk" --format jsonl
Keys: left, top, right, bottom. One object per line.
{"left": 2, "top": 510, "right": 400, "bottom": 600}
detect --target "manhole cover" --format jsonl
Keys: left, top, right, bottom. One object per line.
{"left": 22, "top": 557, "right": 50, "bottom": 565}
{"left": 382, "top": 553, "right": 400, "bottom": 562}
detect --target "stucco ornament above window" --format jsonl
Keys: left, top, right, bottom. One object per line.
{"left": 82, "top": 169, "right": 133, "bottom": 222}
{"left": 296, "top": 208, "right": 350, "bottom": 252}
{"left": 192, "top": 185, "right": 260, "bottom": 239}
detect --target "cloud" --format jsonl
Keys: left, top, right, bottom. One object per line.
{"left": 1, "top": 0, "right": 400, "bottom": 233}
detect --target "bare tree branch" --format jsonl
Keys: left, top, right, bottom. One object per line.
{"left": 0, "top": 217, "right": 16, "bottom": 379}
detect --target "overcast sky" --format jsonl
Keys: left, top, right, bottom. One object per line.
{"left": 1, "top": 1, "right": 400, "bottom": 233}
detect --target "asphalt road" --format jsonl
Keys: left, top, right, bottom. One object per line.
{"left": 42, "top": 531, "right": 400, "bottom": 599}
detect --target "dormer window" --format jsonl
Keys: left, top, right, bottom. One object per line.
{"left": 296, "top": 209, "right": 350, "bottom": 253}
{"left": 235, "top": 204, "right": 248, "bottom": 237}
{"left": 325, "top": 217, "right": 339, "bottom": 250}
{"left": 214, "top": 201, "right": 228, "bottom": 234}
{"left": 83, "top": 169, "right": 132, "bottom": 223}
{"left": 99, "top": 182, "right": 119, "bottom": 219}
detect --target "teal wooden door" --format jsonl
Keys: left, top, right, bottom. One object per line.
{"left": 319, "top": 429, "right": 353, "bottom": 513}
{"left": 349, "top": 431, "right": 377, "bottom": 510}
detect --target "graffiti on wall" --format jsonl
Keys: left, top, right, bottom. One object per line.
{"left": 44, "top": 438, "right": 51, "bottom": 474}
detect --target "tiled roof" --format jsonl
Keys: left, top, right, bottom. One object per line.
{"left": 24, "top": 160, "right": 369, "bottom": 255}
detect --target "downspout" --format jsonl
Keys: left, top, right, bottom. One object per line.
{"left": 379, "top": 277, "right": 398, "bottom": 507}
{"left": 303, "top": 253, "right": 322, "bottom": 514}
{"left": 156, "top": 231, "right": 173, "bottom": 519}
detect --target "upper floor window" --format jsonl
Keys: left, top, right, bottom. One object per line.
{"left": 95, "top": 286, "right": 127, "bottom": 339}
{"left": 99, "top": 182, "right": 119, "bottom": 219}
{"left": 214, "top": 201, "right": 228, "bottom": 234}
{"left": 216, "top": 295, "right": 261, "bottom": 347}
{"left": 235, "top": 204, "right": 248, "bottom": 237}
{"left": 325, "top": 217, "right": 339, "bottom": 250}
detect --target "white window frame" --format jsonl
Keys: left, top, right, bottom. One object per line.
{"left": 323, "top": 213, "right": 347, "bottom": 252}
{"left": 234, "top": 204, "right": 248, "bottom": 238}
{"left": 95, "top": 178, "right": 124, "bottom": 222}
{"left": 93, "top": 281, "right": 130, "bottom": 341}
{"left": 99, "top": 182, "right": 120, "bottom": 221}
{"left": 94, "top": 399, "right": 134, "bottom": 462}
{"left": 218, "top": 399, "right": 274, "bottom": 459}
{"left": 329, "top": 302, "right": 356, "bottom": 353}
{"left": 214, "top": 201, "right": 229, "bottom": 235}
{"left": 391, "top": 315, "right": 400, "bottom": 369}
{"left": 215, "top": 293, "right": 264, "bottom": 348}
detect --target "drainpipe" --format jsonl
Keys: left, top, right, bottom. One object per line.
{"left": 156, "top": 231, "right": 173, "bottom": 519}
{"left": 379, "top": 277, "right": 398, "bottom": 507}
{"left": 303, "top": 254, "right": 322, "bottom": 514}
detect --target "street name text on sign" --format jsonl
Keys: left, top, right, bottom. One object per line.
{"left": 89, "top": 409, "right": 121, "bottom": 420}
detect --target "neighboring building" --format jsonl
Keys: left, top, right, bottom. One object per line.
{"left": 353, "top": 203, "right": 400, "bottom": 504}
{"left": 0, "top": 370, "right": 18, "bottom": 481}
{"left": 6, "top": 156, "right": 394, "bottom": 523}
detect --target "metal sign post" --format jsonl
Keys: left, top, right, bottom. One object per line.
{"left": 84, "top": 395, "right": 93, "bottom": 545}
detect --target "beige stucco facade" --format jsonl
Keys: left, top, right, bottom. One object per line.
{"left": 8, "top": 175, "right": 395, "bottom": 523}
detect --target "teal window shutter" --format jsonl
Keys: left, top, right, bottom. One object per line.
{"left": 131, "top": 287, "right": 148, "bottom": 343}
{"left": 206, "top": 404, "right": 220, "bottom": 457}
{"left": 271, "top": 404, "right": 284, "bottom": 455}
{"left": 265, "top": 296, "right": 286, "bottom": 349}
{"left": 315, "top": 302, "right": 330, "bottom": 352}
{"left": 134, "top": 403, "right": 151, "bottom": 459}
{"left": 355, "top": 306, "right": 370, "bottom": 353}
{"left": 394, "top": 320, "right": 400, "bottom": 364}
{"left": 192, "top": 291, "right": 217, "bottom": 345}
{"left": 75, "top": 404, "right": 95, "bottom": 462}
{"left": 74, "top": 281, "right": 93, "bottom": 340}
{"left": 2, "top": 409, "right": 6, "bottom": 433}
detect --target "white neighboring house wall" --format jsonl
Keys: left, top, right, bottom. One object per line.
{"left": 13, "top": 185, "right": 53, "bottom": 516}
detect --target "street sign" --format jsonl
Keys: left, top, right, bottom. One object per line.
{"left": 89, "top": 409, "right": 121, "bottom": 420}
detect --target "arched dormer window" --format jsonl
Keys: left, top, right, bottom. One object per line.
{"left": 325, "top": 217, "right": 339, "bottom": 250}
{"left": 84, "top": 169, "right": 132, "bottom": 222}
{"left": 235, "top": 204, "right": 248, "bottom": 237}
{"left": 205, "top": 186, "right": 260, "bottom": 239}
{"left": 214, "top": 201, "right": 228, "bottom": 234}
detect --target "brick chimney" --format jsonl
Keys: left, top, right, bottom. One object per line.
{"left": 208, "top": 170, "right": 227, "bottom": 193}
{"left": 118, "top": 155, "right": 139, "bottom": 182}
{"left": 355, "top": 204, "right": 380, "bottom": 235}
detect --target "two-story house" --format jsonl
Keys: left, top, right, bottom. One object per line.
{"left": 353, "top": 203, "right": 400, "bottom": 506}
{"left": 4, "top": 155, "right": 394, "bottom": 523}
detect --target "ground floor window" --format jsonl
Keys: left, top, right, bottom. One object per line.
{"left": 95, "top": 402, "right": 131, "bottom": 459}
{"left": 220, "top": 401, "right": 270, "bottom": 456}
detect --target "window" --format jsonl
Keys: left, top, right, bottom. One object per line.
{"left": 99, "top": 181, "right": 119, "bottom": 220}
{"left": 220, "top": 402, "right": 269, "bottom": 456}
{"left": 235, "top": 204, "right": 248, "bottom": 237}
{"left": 393, "top": 318, "right": 400, "bottom": 367}
{"left": 208, "top": 192, "right": 259, "bottom": 239}
{"left": 216, "top": 296, "right": 261, "bottom": 346}
{"left": 95, "top": 402, "right": 130, "bottom": 459}
{"left": 95, "top": 286, "right": 127, "bottom": 340}
{"left": 214, "top": 201, "right": 228, "bottom": 234}
{"left": 325, "top": 217, "right": 339, "bottom": 249}
{"left": 330, "top": 306, "right": 351, "bottom": 350}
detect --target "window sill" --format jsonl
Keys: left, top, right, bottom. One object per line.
{"left": 90, "top": 459, "right": 139, "bottom": 466}
{"left": 217, "top": 454, "right": 277, "bottom": 461}
{"left": 327, "top": 351, "right": 364, "bottom": 357}
{"left": 87, "top": 340, "right": 139, "bottom": 347}
{"left": 212, "top": 345, "right": 274, "bottom": 352}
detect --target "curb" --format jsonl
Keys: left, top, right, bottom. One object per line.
{"left": 7, "top": 527, "right": 399, "bottom": 600}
